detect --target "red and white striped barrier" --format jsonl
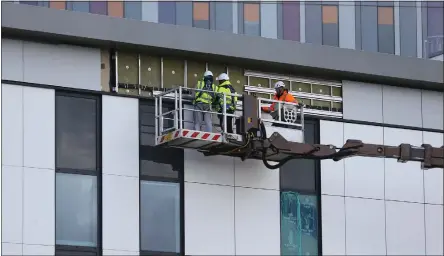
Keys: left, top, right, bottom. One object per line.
{"left": 157, "top": 129, "right": 223, "bottom": 144}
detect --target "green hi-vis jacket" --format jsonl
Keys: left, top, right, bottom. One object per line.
{"left": 194, "top": 80, "right": 216, "bottom": 104}
{"left": 215, "top": 81, "right": 238, "bottom": 112}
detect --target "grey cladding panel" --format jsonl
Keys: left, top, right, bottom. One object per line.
{"left": 399, "top": 2, "right": 417, "bottom": 58}
{"left": 421, "top": 90, "right": 444, "bottom": 130}
{"left": 305, "top": 2, "right": 322, "bottom": 45}
{"left": 342, "top": 80, "right": 383, "bottom": 123}
{"left": 361, "top": 3, "right": 378, "bottom": 53}
{"left": 1, "top": 39, "right": 24, "bottom": 81}
{"left": 214, "top": 2, "right": 233, "bottom": 32}
{"left": 382, "top": 85, "right": 422, "bottom": 127}
{"left": 260, "top": 3, "right": 278, "bottom": 39}
{"left": 176, "top": 2, "right": 192, "bottom": 27}
{"left": 158, "top": 2, "right": 175, "bottom": 24}
{"left": 323, "top": 23, "right": 339, "bottom": 47}
{"left": 378, "top": 24, "right": 395, "bottom": 54}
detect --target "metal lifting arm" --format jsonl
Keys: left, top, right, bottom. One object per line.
{"left": 252, "top": 132, "right": 444, "bottom": 170}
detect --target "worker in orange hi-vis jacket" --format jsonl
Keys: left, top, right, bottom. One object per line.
{"left": 261, "top": 81, "right": 299, "bottom": 113}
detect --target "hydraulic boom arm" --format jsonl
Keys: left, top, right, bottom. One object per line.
{"left": 249, "top": 132, "right": 444, "bottom": 170}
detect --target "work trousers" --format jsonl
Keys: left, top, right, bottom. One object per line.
{"left": 193, "top": 102, "right": 213, "bottom": 132}
{"left": 218, "top": 110, "right": 234, "bottom": 134}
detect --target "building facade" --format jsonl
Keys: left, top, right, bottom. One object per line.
{"left": 1, "top": 1, "right": 443, "bottom": 256}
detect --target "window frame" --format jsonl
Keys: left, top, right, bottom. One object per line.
{"left": 139, "top": 99, "right": 185, "bottom": 256}
{"left": 279, "top": 118, "right": 322, "bottom": 256}
{"left": 55, "top": 91, "right": 102, "bottom": 255}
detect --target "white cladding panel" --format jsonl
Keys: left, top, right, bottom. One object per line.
{"left": 23, "top": 41, "right": 101, "bottom": 90}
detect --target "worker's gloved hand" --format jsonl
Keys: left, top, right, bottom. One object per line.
{"left": 261, "top": 106, "right": 269, "bottom": 113}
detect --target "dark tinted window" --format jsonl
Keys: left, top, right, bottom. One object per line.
{"left": 159, "top": 1, "right": 176, "bottom": 24}
{"left": 124, "top": 1, "right": 142, "bottom": 20}
{"left": 140, "top": 181, "right": 181, "bottom": 253}
{"left": 56, "top": 95, "right": 97, "bottom": 171}
{"left": 280, "top": 120, "right": 318, "bottom": 192}
{"left": 55, "top": 93, "right": 100, "bottom": 255}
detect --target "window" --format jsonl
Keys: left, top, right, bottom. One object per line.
{"left": 249, "top": 76, "right": 270, "bottom": 88}
{"left": 49, "top": 1, "right": 66, "bottom": 10}
{"left": 280, "top": 120, "right": 320, "bottom": 256}
{"left": 322, "top": 5, "right": 339, "bottom": 46}
{"left": 243, "top": 3, "right": 260, "bottom": 36}
{"left": 193, "top": 2, "right": 210, "bottom": 29}
{"left": 107, "top": 1, "right": 123, "bottom": 18}
{"left": 67, "top": 1, "right": 89, "bottom": 12}
{"left": 124, "top": 1, "right": 142, "bottom": 20}
{"left": 139, "top": 101, "right": 184, "bottom": 255}
{"left": 426, "top": 2, "right": 444, "bottom": 58}
{"left": 20, "top": 1, "right": 48, "bottom": 7}
{"left": 56, "top": 174, "right": 97, "bottom": 247}
{"left": 159, "top": 1, "right": 176, "bottom": 25}
{"left": 283, "top": 2, "right": 301, "bottom": 41}
{"left": 89, "top": 1, "right": 107, "bottom": 15}
{"left": 163, "top": 58, "right": 185, "bottom": 89}
{"left": 55, "top": 93, "right": 101, "bottom": 255}
{"left": 377, "top": 6, "right": 395, "bottom": 54}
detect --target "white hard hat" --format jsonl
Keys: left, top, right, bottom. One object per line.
{"left": 217, "top": 73, "right": 229, "bottom": 81}
{"left": 204, "top": 70, "right": 213, "bottom": 77}
{"left": 274, "top": 81, "right": 286, "bottom": 89}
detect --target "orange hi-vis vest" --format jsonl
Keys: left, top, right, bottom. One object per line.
{"left": 261, "top": 91, "right": 298, "bottom": 113}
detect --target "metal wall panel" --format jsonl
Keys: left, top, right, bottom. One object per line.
{"left": 260, "top": 3, "right": 277, "bottom": 39}
{"left": 213, "top": 2, "right": 232, "bottom": 33}
{"left": 124, "top": 1, "right": 142, "bottom": 20}
{"left": 342, "top": 80, "right": 383, "bottom": 123}
{"left": 382, "top": 85, "right": 422, "bottom": 127}
{"left": 305, "top": 1, "right": 322, "bottom": 44}
{"left": 360, "top": 2, "right": 378, "bottom": 53}
{"left": 158, "top": 1, "right": 176, "bottom": 25}
{"left": 142, "top": 1, "right": 158, "bottom": 23}
{"left": 339, "top": 1, "right": 356, "bottom": 49}
{"left": 282, "top": 1, "right": 300, "bottom": 41}
{"left": 176, "top": 1, "right": 192, "bottom": 27}
{"left": 400, "top": 2, "right": 417, "bottom": 57}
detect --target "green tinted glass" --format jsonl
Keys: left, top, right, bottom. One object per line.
{"left": 298, "top": 98, "right": 311, "bottom": 106}
{"left": 163, "top": 58, "right": 184, "bottom": 89}
{"left": 292, "top": 82, "right": 311, "bottom": 93}
{"left": 252, "top": 92, "right": 271, "bottom": 99}
{"left": 249, "top": 76, "right": 270, "bottom": 88}
{"left": 332, "top": 86, "right": 342, "bottom": 97}
{"left": 312, "top": 100, "right": 331, "bottom": 110}
{"left": 118, "top": 52, "right": 138, "bottom": 85}
{"left": 140, "top": 55, "right": 161, "bottom": 88}
{"left": 311, "top": 84, "right": 330, "bottom": 95}
{"left": 332, "top": 102, "right": 343, "bottom": 111}
{"left": 280, "top": 192, "right": 318, "bottom": 256}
